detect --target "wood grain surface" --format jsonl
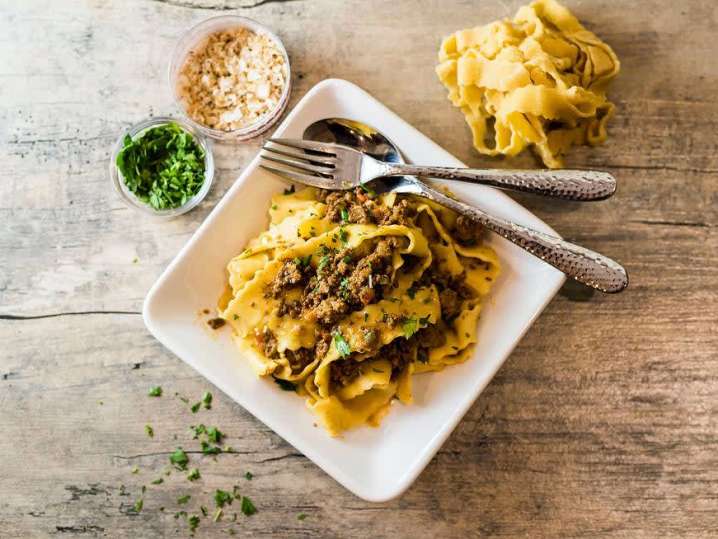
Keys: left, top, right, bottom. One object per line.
{"left": 1, "top": 0, "right": 717, "bottom": 537}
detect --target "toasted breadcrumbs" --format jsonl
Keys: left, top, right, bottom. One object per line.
{"left": 177, "top": 27, "right": 287, "bottom": 131}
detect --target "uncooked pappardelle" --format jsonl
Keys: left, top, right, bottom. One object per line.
{"left": 219, "top": 186, "right": 499, "bottom": 435}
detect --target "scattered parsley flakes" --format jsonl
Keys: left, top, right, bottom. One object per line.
{"left": 240, "top": 496, "right": 257, "bottom": 516}
{"left": 131, "top": 466, "right": 139, "bottom": 474}
{"left": 202, "top": 392, "right": 213, "bottom": 409}
{"left": 148, "top": 386, "right": 162, "bottom": 397}
{"left": 214, "top": 489, "right": 233, "bottom": 508}
{"left": 359, "top": 183, "right": 376, "bottom": 196}
{"left": 201, "top": 440, "right": 222, "bottom": 455}
{"left": 244, "top": 471, "right": 253, "bottom": 480}
{"left": 333, "top": 331, "right": 351, "bottom": 357}
{"left": 273, "top": 376, "right": 296, "bottom": 392}
{"left": 187, "top": 468, "right": 201, "bottom": 481}
{"left": 187, "top": 514, "right": 200, "bottom": 534}
{"left": 133, "top": 498, "right": 143, "bottom": 512}
{"left": 213, "top": 508, "right": 223, "bottom": 522}
{"left": 200, "top": 505, "right": 208, "bottom": 517}
{"left": 169, "top": 448, "right": 189, "bottom": 470}
{"left": 401, "top": 317, "right": 419, "bottom": 339}
{"left": 340, "top": 207, "right": 349, "bottom": 222}
{"left": 206, "top": 426, "right": 223, "bottom": 444}
{"left": 151, "top": 478, "right": 164, "bottom": 485}
{"left": 317, "top": 254, "right": 330, "bottom": 273}
{"left": 177, "top": 494, "right": 191, "bottom": 505}
{"left": 145, "top": 424, "right": 154, "bottom": 438}
{"left": 338, "top": 227, "right": 349, "bottom": 244}
{"left": 297, "top": 512, "right": 308, "bottom": 521}
{"left": 190, "top": 402, "right": 201, "bottom": 414}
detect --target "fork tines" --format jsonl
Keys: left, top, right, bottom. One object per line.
{"left": 260, "top": 138, "right": 338, "bottom": 188}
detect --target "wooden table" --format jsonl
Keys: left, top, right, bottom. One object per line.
{"left": 2, "top": 1, "right": 716, "bottom": 537}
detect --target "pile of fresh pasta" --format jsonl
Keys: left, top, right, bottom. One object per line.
{"left": 436, "top": 0, "right": 620, "bottom": 168}
{"left": 219, "top": 187, "right": 499, "bottom": 435}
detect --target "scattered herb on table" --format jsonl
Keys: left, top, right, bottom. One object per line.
{"left": 244, "top": 471, "right": 253, "bottom": 481}
{"left": 202, "top": 392, "right": 213, "bottom": 409}
{"left": 297, "top": 512, "right": 307, "bottom": 521}
{"left": 240, "top": 496, "right": 257, "bottom": 516}
{"left": 151, "top": 478, "right": 164, "bottom": 485}
{"left": 170, "top": 448, "right": 189, "bottom": 470}
{"left": 131, "top": 466, "right": 139, "bottom": 474}
{"left": 206, "top": 426, "right": 223, "bottom": 444}
{"left": 200, "top": 506, "right": 208, "bottom": 517}
{"left": 115, "top": 123, "right": 206, "bottom": 211}
{"left": 190, "top": 402, "right": 201, "bottom": 414}
{"left": 148, "top": 386, "right": 162, "bottom": 397}
{"left": 187, "top": 514, "right": 200, "bottom": 534}
{"left": 214, "top": 489, "right": 233, "bottom": 508}
{"left": 133, "top": 498, "right": 143, "bottom": 513}
{"left": 212, "top": 508, "right": 223, "bottom": 522}
{"left": 201, "top": 440, "right": 222, "bottom": 455}
{"left": 187, "top": 468, "right": 201, "bottom": 481}
{"left": 177, "top": 494, "right": 191, "bottom": 505}
{"left": 145, "top": 424, "right": 154, "bottom": 438}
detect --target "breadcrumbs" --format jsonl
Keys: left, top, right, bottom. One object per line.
{"left": 177, "top": 27, "right": 287, "bottom": 131}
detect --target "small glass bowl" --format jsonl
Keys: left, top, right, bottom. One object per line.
{"left": 168, "top": 15, "right": 292, "bottom": 141}
{"left": 109, "top": 116, "right": 214, "bottom": 219}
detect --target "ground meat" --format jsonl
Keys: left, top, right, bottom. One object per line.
{"left": 439, "top": 288, "right": 462, "bottom": 320}
{"left": 269, "top": 258, "right": 311, "bottom": 298}
{"left": 381, "top": 337, "right": 416, "bottom": 379}
{"left": 453, "top": 215, "right": 484, "bottom": 245}
{"left": 330, "top": 358, "right": 363, "bottom": 388}
{"left": 311, "top": 297, "right": 350, "bottom": 326}
{"left": 379, "top": 198, "right": 415, "bottom": 226}
{"left": 256, "top": 328, "right": 279, "bottom": 359}
{"left": 416, "top": 324, "right": 447, "bottom": 349}
{"left": 285, "top": 347, "right": 314, "bottom": 373}
{"left": 314, "top": 331, "right": 332, "bottom": 359}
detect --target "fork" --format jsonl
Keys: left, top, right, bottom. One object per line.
{"left": 259, "top": 138, "right": 628, "bottom": 293}
{"left": 261, "top": 138, "right": 617, "bottom": 201}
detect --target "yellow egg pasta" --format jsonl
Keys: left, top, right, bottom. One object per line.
{"left": 219, "top": 187, "right": 499, "bottom": 435}
{"left": 436, "top": 0, "right": 620, "bottom": 168}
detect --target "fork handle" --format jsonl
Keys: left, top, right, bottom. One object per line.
{"left": 417, "top": 185, "right": 628, "bottom": 293}
{"left": 382, "top": 164, "right": 616, "bottom": 201}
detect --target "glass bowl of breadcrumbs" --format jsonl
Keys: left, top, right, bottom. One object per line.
{"left": 169, "top": 15, "right": 291, "bottom": 141}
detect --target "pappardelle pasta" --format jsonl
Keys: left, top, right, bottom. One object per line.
{"left": 436, "top": 0, "right": 620, "bottom": 168}
{"left": 219, "top": 187, "right": 499, "bottom": 436}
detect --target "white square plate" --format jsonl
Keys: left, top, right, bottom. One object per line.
{"left": 144, "top": 79, "right": 565, "bottom": 502}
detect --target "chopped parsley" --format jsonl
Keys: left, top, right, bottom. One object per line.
{"left": 359, "top": 183, "right": 376, "bottom": 196}
{"left": 213, "top": 508, "right": 223, "bottom": 522}
{"left": 332, "top": 331, "right": 352, "bottom": 357}
{"left": 273, "top": 376, "right": 297, "bottom": 392}
{"left": 200, "top": 506, "right": 208, "bottom": 517}
{"left": 240, "top": 496, "right": 257, "bottom": 516}
{"left": 202, "top": 391, "right": 213, "bottom": 409}
{"left": 206, "top": 426, "right": 223, "bottom": 444}
{"left": 187, "top": 468, "right": 201, "bottom": 481}
{"left": 145, "top": 424, "right": 154, "bottom": 438}
{"left": 133, "top": 498, "right": 143, "bottom": 512}
{"left": 169, "top": 448, "right": 189, "bottom": 470}
{"left": 401, "top": 317, "right": 419, "bottom": 339}
{"left": 244, "top": 471, "right": 253, "bottom": 480}
{"left": 294, "top": 254, "right": 312, "bottom": 267}
{"left": 297, "top": 512, "right": 308, "bottom": 521}
{"left": 187, "top": 514, "right": 200, "bottom": 534}
{"left": 151, "top": 478, "right": 164, "bottom": 485}
{"left": 214, "top": 489, "right": 234, "bottom": 508}
{"left": 339, "top": 277, "right": 350, "bottom": 299}
{"left": 201, "top": 440, "right": 222, "bottom": 455}
{"left": 148, "top": 386, "right": 162, "bottom": 397}
{"left": 131, "top": 466, "right": 139, "bottom": 474}
{"left": 340, "top": 207, "right": 349, "bottom": 222}
{"left": 115, "top": 123, "right": 206, "bottom": 211}
{"left": 338, "top": 227, "right": 349, "bottom": 244}
{"left": 190, "top": 402, "right": 201, "bottom": 413}
{"left": 177, "top": 494, "right": 191, "bottom": 505}
{"left": 317, "top": 256, "right": 330, "bottom": 273}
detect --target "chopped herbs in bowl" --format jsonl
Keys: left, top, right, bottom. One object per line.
{"left": 110, "top": 117, "right": 214, "bottom": 217}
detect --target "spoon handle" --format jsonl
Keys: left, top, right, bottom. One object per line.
{"left": 415, "top": 184, "right": 628, "bottom": 293}
{"left": 382, "top": 163, "right": 616, "bottom": 201}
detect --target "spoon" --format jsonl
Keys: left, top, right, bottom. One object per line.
{"left": 301, "top": 117, "right": 628, "bottom": 293}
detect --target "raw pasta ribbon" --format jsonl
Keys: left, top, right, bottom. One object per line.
{"left": 436, "top": 0, "right": 620, "bottom": 168}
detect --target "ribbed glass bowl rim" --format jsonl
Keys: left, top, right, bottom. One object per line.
{"left": 167, "top": 15, "right": 292, "bottom": 141}
{"left": 109, "top": 116, "right": 214, "bottom": 219}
